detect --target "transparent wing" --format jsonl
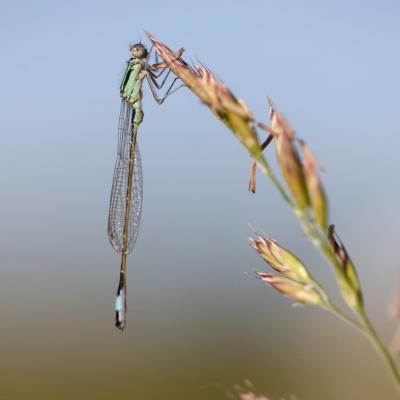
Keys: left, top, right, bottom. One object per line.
{"left": 108, "top": 101, "right": 143, "bottom": 255}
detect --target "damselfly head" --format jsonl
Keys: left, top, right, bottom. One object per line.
{"left": 129, "top": 43, "right": 148, "bottom": 59}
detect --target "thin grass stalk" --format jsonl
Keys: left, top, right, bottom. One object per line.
{"left": 253, "top": 154, "right": 294, "bottom": 207}
{"left": 358, "top": 307, "right": 400, "bottom": 395}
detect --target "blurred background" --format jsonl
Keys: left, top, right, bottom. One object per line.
{"left": 1, "top": 1, "right": 400, "bottom": 399}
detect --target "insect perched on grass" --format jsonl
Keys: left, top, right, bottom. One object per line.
{"left": 108, "top": 42, "right": 184, "bottom": 330}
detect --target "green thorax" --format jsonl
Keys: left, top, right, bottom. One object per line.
{"left": 120, "top": 58, "right": 146, "bottom": 109}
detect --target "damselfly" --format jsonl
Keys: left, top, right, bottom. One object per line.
{"left": 108, "top": 42, "right": 183, "bottom": 330}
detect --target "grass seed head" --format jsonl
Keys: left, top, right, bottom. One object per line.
{"left": 269, "top": 106, "right": 309, "bottom": 210}
{"left": 328, "top": 225, "right": 363, "bottom": 310}
{"left": 257, "top": 272, "right": 324, "bottom": 306}
{"left": 300, "top": 140, "right": 328, "bottom": 229}
{"left": 250, "top": 235, "right": 312, "bottom": 282}
{"left": 145, "top": 32, "right": 261, "bottom": 156}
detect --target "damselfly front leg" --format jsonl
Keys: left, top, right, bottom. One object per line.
{"left": 145, "top": 74, "right": 184, "bottom": 104}
{"left": 146, "top": 68, "right": 174, "bottom": 89}
{"left": 144, "top": 48, "right": 186, "bottom": 104}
